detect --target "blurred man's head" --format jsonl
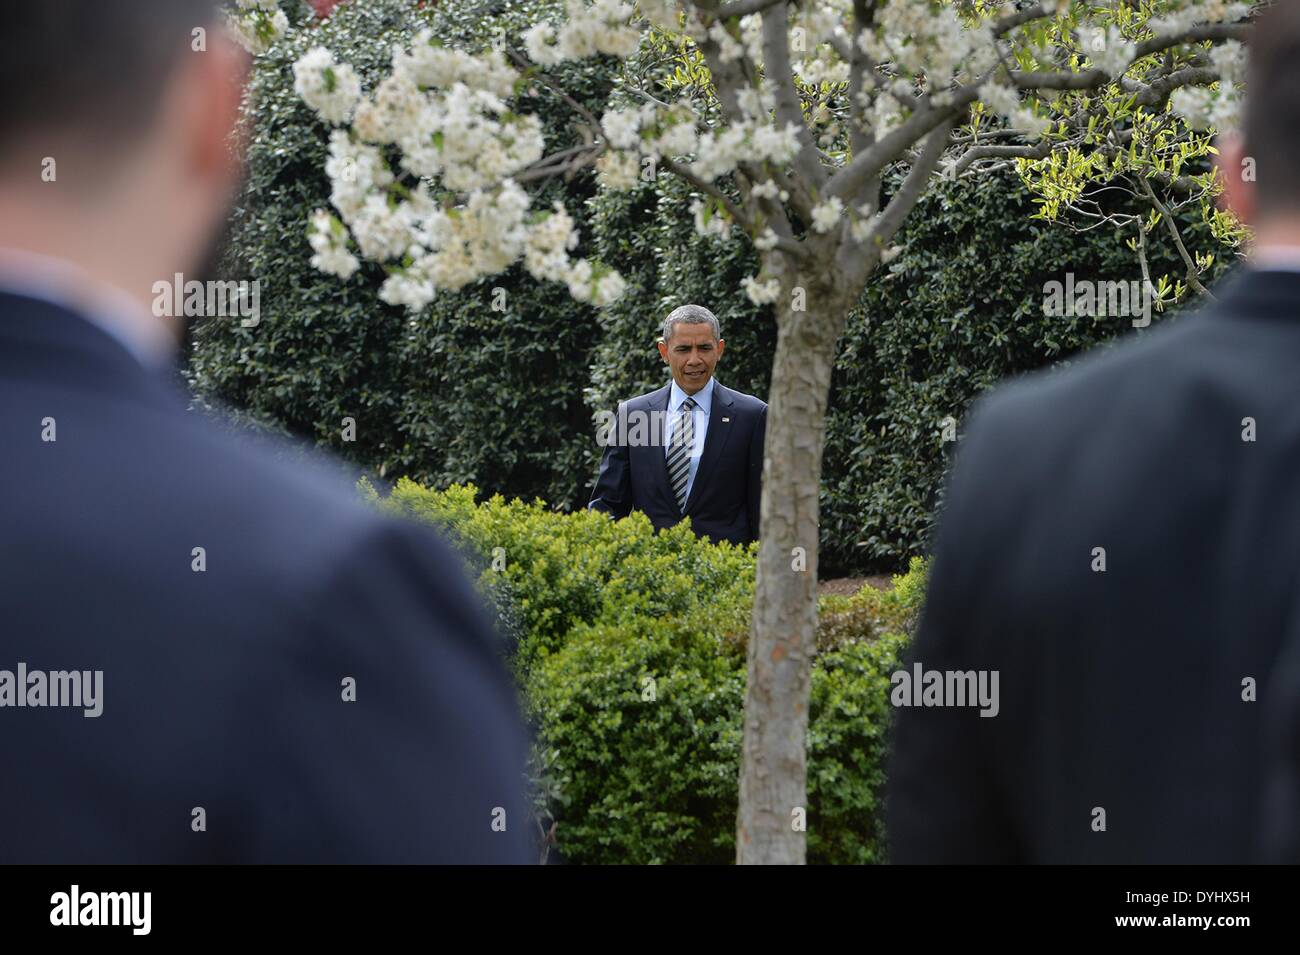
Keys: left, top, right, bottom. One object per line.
{"left": 657, "top": 304, "right": 725, "bottom": 395}
{"left": 1219, "top": 1, "right": 1300, "bottom": 241}
{"left": 0, "top": 1, "right": 249, "bottom": 332}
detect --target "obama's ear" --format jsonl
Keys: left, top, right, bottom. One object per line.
{"left": 657, "top": 339, "right": 670, "bottom": 362}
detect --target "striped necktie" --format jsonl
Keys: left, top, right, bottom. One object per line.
{"left": 667, "top": 396, "right": 696, "bottom": 513}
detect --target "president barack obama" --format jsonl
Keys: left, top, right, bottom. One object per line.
{"left": 588, "top": 304, "right": 767, "bottom": 546}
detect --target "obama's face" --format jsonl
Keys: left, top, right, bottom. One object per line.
{"left": 657, "top": 321, "right": 725, "bottom": 395}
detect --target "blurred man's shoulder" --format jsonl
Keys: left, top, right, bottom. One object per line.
{"left": 144, "top": 404, "right": 453, "bottom": 603}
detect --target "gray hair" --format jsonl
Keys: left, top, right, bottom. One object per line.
{"left": 660, "top": 304, "right": 720, "bottom": 344}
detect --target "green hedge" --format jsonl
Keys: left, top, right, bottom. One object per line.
{"left": 372, "top": 478, "right": 926, "bottom": 864}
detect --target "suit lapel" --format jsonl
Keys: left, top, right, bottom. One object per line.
{"left": 649, "top": 385, "right": 675, "bottom": 502}
{"left": 684, "top": 382, "right": 734, "bottom": 515}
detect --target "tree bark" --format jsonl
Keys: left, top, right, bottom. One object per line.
{"left": 736, "top": 263, "right": 852, "bottom": 864}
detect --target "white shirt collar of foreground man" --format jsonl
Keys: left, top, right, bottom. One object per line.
{"left": 1251, "top": 244, "right": 1300, "bottom": 273}
{"left": 0, "top": 245, "right": 174, "bottom": 369}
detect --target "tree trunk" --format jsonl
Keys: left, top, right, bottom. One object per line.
{"left": 736, "top": 267, "right": 851, "bottom": 864}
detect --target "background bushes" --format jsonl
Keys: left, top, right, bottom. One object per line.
{"left": 190, "top": 0, "right": 1234, "bottom": 573}
{"left": 373, "top": 479, "right": 926, "bottom": 864}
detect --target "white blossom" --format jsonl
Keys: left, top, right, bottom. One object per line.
{"left": 566, "top": 258, "right": 594, "bottom": 300}
{"left": 227, "top": 2, "right": 288, "bottom": 56}
{"left": 525, "top": 0, "right": 640, "bottom": 65}
{"left": 643, "top": 102, "right": 699, "bottom": 158}
{"left": 1169, "top": 86, "right": 1214, "bottom": 129}
{"left": 394, "top": 30, "right": 516, "bottom": 97}
{"left": 742, "top": 275, "right": 781, "bottom": 305}
{"left": 379, "top": 268, "right": 437, "bottom": 311}
{"left": 708, "top": 22, "right": 745, "bottom": 62}
{"left": 637, "top": 0, "right": 683, "bottom": 32}
{"left": 349, "top": 193, "right": 420, "bottom": 262}
{"left": 736, "top": 84, "right": 775, "bottom": 121}
{"left": 1210, "top": 40, "right": 1246, "bottom": 86}
{"left": 524, "top": 23, "right": 564, "bottom": 66}
{"left": 524, "top": 203, "right": 581, "bottom": 282}
{"left": 1080, "top": 26, "right": 1136, "bottom": 77}
{"left": 596, "top": 150, "right": 641, "bottom": 189}
{"left": 691, "top": 198, "right": 732, "bottom": 239}
{"left": 601, "top": 105, "right": 653, "bottom": 150}
{"left": 594, "top": 269, "right": 627, "bottom": 305}
{"left": 308, "top": 210, "right": 360, "bottom": 280}
{"left": 1171, "top": 84, "right": 1241, "bottom": 131}
{"left": 811, "top": 197, "right": 843, "bottom": 234}
{"left": 859, "top": 2, "right": 995, "bottom": 89}
{"left": 325, "top": 131, "right": 393, "bottom": 220}
{"left": 293, "top": 48, "right": 362, "bottom": 125}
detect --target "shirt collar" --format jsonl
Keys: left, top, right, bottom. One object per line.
{"left": 0, "top": 246, "right": 175, "bottom": 369}
{"left": 668, "top": 376, "right": 715, "bottom": 415}
{"left": 1250, "top": 245, "right": 1300, "bottom": 273}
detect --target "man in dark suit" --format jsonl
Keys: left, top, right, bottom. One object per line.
{"left": 588, "top": 304, "right": 766, "bottom": 546}
{"left": 0, "top": 1, "right": 530, "bottom": 862}
{"left": 890, "top": 2, "right": 1300, "bottom": 864}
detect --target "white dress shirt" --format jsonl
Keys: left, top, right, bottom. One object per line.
{"left": 665, "top": 376, "right": 714, "bottom": 505}
{"left": 0, "top": 246, "right": 174, "bottom": 368}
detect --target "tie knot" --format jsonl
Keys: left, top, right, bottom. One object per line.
{"left": 681, "top": 396, "right": 696, "bottom": 410}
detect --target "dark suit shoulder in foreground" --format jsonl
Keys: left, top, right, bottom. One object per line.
{"left": 0, "top": 292, "right": 531, "bottom": 863}
{"left": 889, "top": 269, "right": 1300, "bottom": 863}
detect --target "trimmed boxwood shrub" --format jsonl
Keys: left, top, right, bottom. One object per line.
{"left": 372, "top": 478, "right": 926, "bottom": 864}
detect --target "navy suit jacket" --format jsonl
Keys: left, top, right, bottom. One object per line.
{"left": 0, "top": 291, "right": 531, "bottom": 863}
{"left": 588, "top": 381, "right": 766, "bottom": 546}
{"left": 889, "top": 268, "right": 1300, "bottom": 863}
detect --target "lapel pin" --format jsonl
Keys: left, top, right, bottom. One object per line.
{"left": 722, "top": 417, "right": 730, "bottom": 423}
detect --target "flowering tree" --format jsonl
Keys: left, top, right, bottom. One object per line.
{"left": 281, "top": 0, "right": 1255, "bottom": 863}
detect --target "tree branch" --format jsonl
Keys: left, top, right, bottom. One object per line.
{"left": 660, "top": 157, "right": 807, "bottom": 258}
{"left": 826, "top": 90, "right": 978, "bottom": 202}
{"left": 1137, "top": 173, "right": 1214, "bottom": 299}
{"left": 1010, "top": 21, "right": 1252, "bottom": 91}
{"left": 509, "top": 50, "right": 605, "bottom": 137}
{"left": 991, "top": 3, "right": 1050, "bottom": 37}
{"left": 694, "top": 0, "right": 787, "bottom": 18}
{"left": 857, "top": 114, "right": 959, "bottom": 262}
{"left": 513, "top": 144, "right": 604, "bottom": 184}
{"left": 1127, "top": 66, "right": 1218, "bottom": 107}
{"left": 953, "top": 140, "right": 1052, "bottom": 176}
{"left": 761, "top": 1, "right": 828, "bottom": 191}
